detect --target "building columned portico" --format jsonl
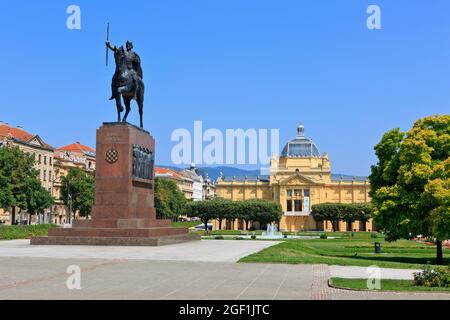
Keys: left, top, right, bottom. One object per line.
{"left": 215, "top": 124, "right": 373, "bottom": 232}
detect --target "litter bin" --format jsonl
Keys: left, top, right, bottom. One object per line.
{"left": 374, "top": 242, "right": 382, "bottom": 254}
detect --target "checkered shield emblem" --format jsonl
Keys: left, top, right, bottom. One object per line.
{"left": 105, "top": 149, "right": 119, "bottom": 164}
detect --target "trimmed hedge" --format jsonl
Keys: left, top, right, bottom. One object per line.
{"left": 183, "top": 198, "right": 282, "bottom": 231}
{"left": 311, "top": 203, "right": 372, "bottom": 231}
{"left": 0, "top": 224, "right": 57, "bottom": 240}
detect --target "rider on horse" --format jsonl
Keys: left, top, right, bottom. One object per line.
{"left": 106, "top": 40, "right": 143, "bottom": 101}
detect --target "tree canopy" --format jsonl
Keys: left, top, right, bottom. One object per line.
{"left": 24, "top": 178, "right": 53, "bottom": 216}
{"left": 369, "top": 115, "right": 450, "bottom": 264}
{"left": 0, "top": 146, "right": 50, "bottom": 224}
{"left": 183, "top": 198, "right": 282, "bottom": 231}
{"left": 154, "top": 177, "right": 187, "bottom": 220}
{"left": 311, "top": 203, "right": 372, "bottom": 231}
{"left": 60, "top": 167, "right": 95, "bottom": 218}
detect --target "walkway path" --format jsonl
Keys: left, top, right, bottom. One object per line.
{"left": 330, "top": 265, "right": 421, "bottom": 280}
{"left": 0, "top": 239, "right": 280, "bottom": 262}
{"left": 0, "top": 240, "right": 448, "bottom": 300}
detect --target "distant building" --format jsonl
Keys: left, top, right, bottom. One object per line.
{"left": 155, "top": 167, "right": 194, "bottom": 200}
{"left": 52, "top": 142, "right": 96, "bottom": 224}
{"left": 194, "top": 169, "right": 216, "bottom": 200}
{"left": 215, "top": 124, "right": 372, "bottom": 232}
{"left": 0, "top": 123, "right": 54, "bottom": 224}
{"left": 181, "top": 165, "right": 204, "bottom": 201}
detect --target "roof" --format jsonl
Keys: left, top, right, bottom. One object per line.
{"left": 181, "top": 169, "right": 203, "bottom": 183}
{"left": 220, "top": 175, "right": 270, "bottom": 183}
{"left": 281, "top": 124, "right": 321, "bottom": 158}
{"left": 0, "top": 123, "right": 54, "bottom": 150}
{"left": 220, "top": 174, "right": 367, "bottom": 183}
{"left": 330, "top": 174, "right": 368, "bottom": 182}
{"left": 155, "top": 167, "right": 191, "bottom": 181}
{"left": 56, "top": 142, "right": 96, "bottom": 157}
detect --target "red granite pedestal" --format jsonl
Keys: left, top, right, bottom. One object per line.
{"left": 31, "top": 122, "right": 199, "bottom": 246}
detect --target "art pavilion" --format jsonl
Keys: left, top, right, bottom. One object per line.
{"left": 215, "top": 124, "right": 373, "bottom": 232}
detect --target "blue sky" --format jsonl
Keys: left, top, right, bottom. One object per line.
{"left": 1, "top": 0, "right": 449, "bottom": 176}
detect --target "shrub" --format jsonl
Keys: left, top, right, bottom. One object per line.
{"left": 251, "top": 235, "right": 257, "bottom": 240}
{"left": 214, "top": 235, "right": 224, "bottom": 240}
{"left": 413, "top": 266, "right": 450, "bottom": 288}
{"left": 320, "top": 233, "right": 328, "bottom": 239}
{"left": 0, "top": 224, "right": 57, "bottom": 240}
{"left": 234, "top": 237, "right": 244, "bottom": 240}
{"left": 370, "top": 233, "right": 378, "bottom": 239}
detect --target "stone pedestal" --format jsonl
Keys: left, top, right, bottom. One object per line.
{"left": 31, "top": 122, "right": 199, "bottom": 246}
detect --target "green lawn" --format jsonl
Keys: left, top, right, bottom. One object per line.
{"left": 239, "top": 232, "right": 449, "bottom": 269}
{"left": 0, "top": 224, "right": 58, "bottom": 240}
{"left": 330, "top": 277, "right": 450, "bottom": 293}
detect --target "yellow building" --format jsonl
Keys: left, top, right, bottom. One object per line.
{"left": 0, "top": 123, "right": 55, "bottom": 224}
{"left": 52, "top": 142, "right": 96, "bottom": 224}
{"left": 155, "top": 167, "right": 194, "bottom": 200}
{"left": 215, "top": 124, "right": 372, "bottom": 232}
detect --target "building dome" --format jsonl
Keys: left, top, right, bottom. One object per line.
{"left": 281, "top": 123, "right": 321, "bottom": 157}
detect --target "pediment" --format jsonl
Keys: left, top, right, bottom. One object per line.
{"left": 279, "top": 172, "right": 320, "bottom": 186}
{"left": 27, "top": 135, "right": 45, "bottom": 147}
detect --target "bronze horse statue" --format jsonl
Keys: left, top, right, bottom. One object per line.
{"left": 107, "top": 42, "right": 145, "bottom": 128}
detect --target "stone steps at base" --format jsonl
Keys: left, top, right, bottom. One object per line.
{"left": 30, "top": 233, "right": 201, "bottom": 247}
{"left": 48, "top": 227, "right": 188, "bottom": 238}
{"left": 72, "top": 219, "right": 172, "bottom": 229}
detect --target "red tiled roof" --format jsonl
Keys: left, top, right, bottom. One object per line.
{"left": 155, "top": 167, "right": 186, "bottom": 180}
{"left": 0, "top": 123, "right": 54, "bottom": 150}
{"left": 56, "top": 142, "right": 95, "bottom": 155}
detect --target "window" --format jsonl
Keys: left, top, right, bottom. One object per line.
{"left": 294, "top": 189, "right": 302, "bottom": 197}
{"left": 49, "top": 171, "right": 52, "bottom": 182}
{"left": 38, "top": 154, "right": 41, "bottom": 164}
{"left": 49, "top": 157, "right": 52, "bottom": 166}
{"left": 287, "top": 189, "right": 293, "bottom": 197}
{"left": 286, "top": 200, "right": 293, "bottom": 212}
{"left": 294, "top": 200, "right": 302, "bottom": 212}
{"left": 44, "top": 156, "right": 47, "bottom": 165}
{"left": 304, "top": 189, "right": 310, "bottom": 197}
{"left": 43, "top": 170, "right": 47, "bottom": 181}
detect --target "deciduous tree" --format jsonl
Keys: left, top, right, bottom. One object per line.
{"left": 61, "top": 167, "right": 95, "bottom": 219}
{"left": 154, "top": 178, "right": 187, "bottom": 220}
{"left": 0, "top": 146, "right": 40, "bottom": 224}
{"left": 370, "top": 115, "right": 450, "bottom": 264}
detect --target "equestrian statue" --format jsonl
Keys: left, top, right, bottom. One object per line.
{"left": 106, "top": 33, "right": 145, "bottom": 128}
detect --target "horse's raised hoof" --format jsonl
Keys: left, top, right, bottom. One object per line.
{"left": 119, "top": 106, "right": 124, "bottom": 112}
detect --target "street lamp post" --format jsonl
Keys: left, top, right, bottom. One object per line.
{"left": 67, "top": 180, "right": 72, "bottom": 225}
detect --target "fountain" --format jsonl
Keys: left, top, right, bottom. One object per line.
{"left": 261, "top": 223, "right": 283, "bottom": 239}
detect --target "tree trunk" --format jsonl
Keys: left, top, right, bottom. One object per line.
{"left": 245, "top": 221, "right": 249, "bottom": 230}
{"left": 436, "top": 240, "right": 443, "bottom": 265}
{"left": 204, "top": 220, "right": 208, "bottom": 232}
{"left": 11, "top": 207, "right": 16, "bottom": 225}
{"left": 218, "top": 219, "right": 222, "bottom": 230}
{"left": 28, "top": 214, "right": 32, "bottom": 225}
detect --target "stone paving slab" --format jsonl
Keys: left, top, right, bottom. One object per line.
{"left": 0, "top": 240, "right": 449, "bottom": 300}
{"left": 330, "top": 265, "right": 422, "bottom": 280}
{"left": 0, "top": 257, "right": 313, "bottom": 300}
{"left": 0, "top": 257, "right": 448, "bottom": 300}
{"left": 0, "top": 239, "right": 280, "bottom": 263}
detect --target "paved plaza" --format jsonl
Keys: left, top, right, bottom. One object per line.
{"left": 0, "top": 240, "right": 449, "bottom": 300}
